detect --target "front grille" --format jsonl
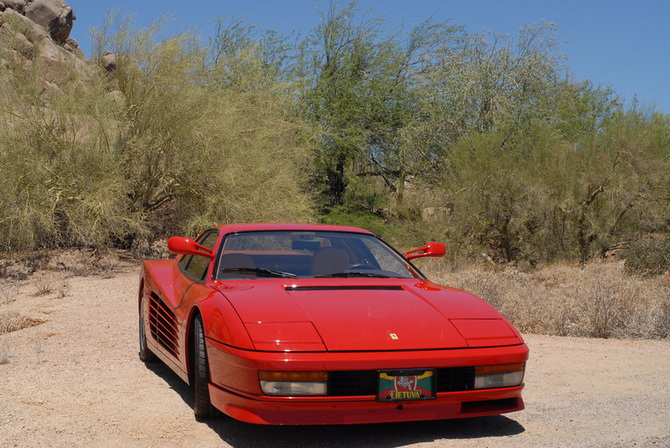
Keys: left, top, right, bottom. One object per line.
{"left": 328, "top": 367, "right": 475, "bottom": 396}
{"left": 436, "top": 366, "right": 475, "bottom": 392}
{"left": 328, "top": 370, "right": 378, "bottom": 396}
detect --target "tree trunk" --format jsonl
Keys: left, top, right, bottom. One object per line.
{"left": 326, "top": 154, "right": 347, "bottom": 207}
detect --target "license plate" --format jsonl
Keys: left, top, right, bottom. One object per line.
{"left": 378, "top": 369, "right": 436, "bottom": 402}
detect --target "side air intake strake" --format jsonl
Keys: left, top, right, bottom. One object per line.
{"left": 149, "top": 293, "right": 179, "bottom": 358}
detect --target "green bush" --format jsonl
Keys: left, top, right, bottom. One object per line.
{"left": 623, "top": 239, "right": 670, "bottom": 277}
{"left": 0, "top": 13, "right": 316, "bottom": 251}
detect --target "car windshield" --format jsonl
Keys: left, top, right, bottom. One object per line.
{"left": 215, "top": 231, "right": 420, "bottom": 280}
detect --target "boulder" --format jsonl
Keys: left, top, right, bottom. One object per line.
{"left": 63, "top": 35, "right": 83, "bottom": 59}
{"left": 1, "top": 7, "right": 48, "bottom": 42}
{"left": 0, "top": 22, "right": 34, "bottom": 58}
{"left": 24, "top": 0, "right": 75, "bottom": 42}
{"left": 2, "top": 0, "right": 28, "bottom": 13}
{"left": 101, "top": 51, "right": 117, "bottom": 75}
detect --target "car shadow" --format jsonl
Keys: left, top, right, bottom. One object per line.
{"left": 207, "top": 414, "right": 525, "bottom": 448}
{"left": 145, "top": 362, "right": 525, "bottom": 448}
{"left": 144, "top": 360, "right": 196, "bottom": 405}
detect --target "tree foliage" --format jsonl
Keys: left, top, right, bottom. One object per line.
{"left": 298, "top": 2, "right": 461, "bottom": 209}
{"left": 437, "top": 103, "right": 670, "bottom": 263}
{"left": 1, "top": 1, "right": 668, "bottom": 265}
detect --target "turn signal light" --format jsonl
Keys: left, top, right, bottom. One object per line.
{"left": 259, "top": 371, "right": 328, "bottom": 396}
{"left": 474, "top": 363, "right": 525, "bottom": 389}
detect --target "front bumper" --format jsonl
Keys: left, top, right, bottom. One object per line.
{"left": 210, "top": 384, "right": 524, "bottom": 425}
{"left": 206, "top": 338, "right": 528, "bottom": 425}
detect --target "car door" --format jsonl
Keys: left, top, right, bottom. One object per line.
{"left": 162, "top": 230, "right": 219, "bottom": 369}
{"left": 149, "top": 230, "right": 218, "bottom": 372}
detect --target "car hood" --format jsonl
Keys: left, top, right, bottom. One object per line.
{"left": 215, "top": 279, "right": 522, "bottom": 352}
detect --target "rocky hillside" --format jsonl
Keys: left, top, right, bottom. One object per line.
{"left": 2, "top": 0, "right": 77, "bottom": 44}
{"left": 0, "top": 0, "right": 111, "bottom": 95}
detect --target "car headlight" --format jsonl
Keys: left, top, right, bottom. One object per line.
{"left": 259, "top": 371, "right": 328, "bottom": 396}
{"left": 474, "top": 363, "right": 525, "bottom": 389}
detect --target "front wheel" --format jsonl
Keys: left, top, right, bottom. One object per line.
{"left": 139, "top": 290, "right": 156, "bottom": 362}
{"left": 192, "top": 315, "right": 215, "bottom": 418}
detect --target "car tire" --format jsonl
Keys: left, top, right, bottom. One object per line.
{"left": 139, "top": 290, "right": 156, "bottom": 362}
{"left": 193, "top": 315, "right": 215, "bottom": 419}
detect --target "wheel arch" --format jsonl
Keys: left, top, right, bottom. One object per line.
{"left": 185, "top": 294, "right": 254, "bottom": 381}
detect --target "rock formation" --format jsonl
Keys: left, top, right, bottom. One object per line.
{"left": 101, "top": 51, "right": 116, "bottom": 75}
{"left": 0, "top": 0, "right": 97, "bottom": 103}
{"left": 24, "top": 0, "right": 74, "bottom": 42}
{"left": 1, "top": 0, "right": 81, "bottom": 55}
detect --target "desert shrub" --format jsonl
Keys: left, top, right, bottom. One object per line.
{"left": 427, "top": 260, "right": 669, "bottom": 340}
{"left": 93, "top": 13, "right": 315, "bottom": 240}
{"left": 652, "top": 297, "right": 670, "bottom": 338}
{"left": 0, "top": 31, "right": 142, "bottom": 251}
{"left": 176, "top": 89, "right": 314, "bottom": 235}
{"left": 0, "top": 279, "right": 20, "bottom": 305}
{"left": 1, "top": 12, "right": 316, "bottom": 252}
{"left": 0, "top": 311, "right": 43, "bottom": 334}
{"left": 432, "top": 94, "right": 670, "bottom": 265}
{"left": 623, "top": 239, "right": 670, "bottom": 277}
{"left": 0, "top": 345, "right": 11, "bottom": 365}
{"left": 0, "top": 97, "right": 142, "bottom": 250}
{"left": 31, "top": 271, "right": 69, "bottom": 297}
{"left": 576, "top": 276, "right": 628, "bottom": 338}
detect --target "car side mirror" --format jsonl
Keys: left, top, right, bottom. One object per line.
{"left": 403, "top": 242, "right": 446, "bottom": 260}
{"left": 168, "top": 237, "right": 215, "bottom": 259}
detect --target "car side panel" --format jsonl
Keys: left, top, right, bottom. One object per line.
{"left": 140, "top": 259, "right": 192, "bottom": 377}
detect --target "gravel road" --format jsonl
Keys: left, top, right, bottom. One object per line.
{"left": 1, "top": 263, "right": 668, "bottom": 447}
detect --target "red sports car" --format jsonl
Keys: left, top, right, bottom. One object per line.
{"left": 138, "top": 223, "right": 528, "bottom": 424}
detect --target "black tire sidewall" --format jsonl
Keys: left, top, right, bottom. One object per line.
{"left": 193, "top": 315, "right": 214, "bottom": 418}
{"left": 138, "top": 292, "right": 156, "bottom": 362}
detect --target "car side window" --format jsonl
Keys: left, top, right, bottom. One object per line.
{"left": 182, "top": 230, "right": 218, "bottom": 281}
{"left": 178, "top": 254, "right": 192, "bottom": 271}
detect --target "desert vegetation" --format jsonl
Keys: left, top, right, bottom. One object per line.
{"left": 421, "top": 260, "right": 670, "bottom": 340}
{"left": 0, "top": 2, "right": 668, "bottom": 339}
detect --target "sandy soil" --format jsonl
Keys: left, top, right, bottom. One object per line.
{"left": 1, "top": 262, "right": 669, "bottom": 448}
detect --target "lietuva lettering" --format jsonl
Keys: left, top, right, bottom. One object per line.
{"left": 390, "top": 391, "right": 421, "bottom": 399}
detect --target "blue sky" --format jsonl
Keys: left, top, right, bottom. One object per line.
{"left": 65, "top": 0, "right": 670, "bottom": 113}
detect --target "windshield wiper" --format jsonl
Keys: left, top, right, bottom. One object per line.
{"left": 220, "top": 268, "right": 297, "bottom": 278}
{"left": 315, "top": 272, "right": 390, "bottom": 278}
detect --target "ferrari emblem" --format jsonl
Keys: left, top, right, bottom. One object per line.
{"left": 390, "top": 333, "right": 399, "bottom": 340}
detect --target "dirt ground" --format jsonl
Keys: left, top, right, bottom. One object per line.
{"left": 1, "top": 261, "right": 669, "bottom": 448}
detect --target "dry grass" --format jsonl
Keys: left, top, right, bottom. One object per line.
{"left": 0, "top": 279, "right": 21, "bottom": 305}
{"left": 0, "top": 311, "right": 44, "bottom": 335}
{"left": 0, "top": 345, "right": 12, "bottom": 365}
{"left": 31, "top": 271, "right": 70, "bottom": 298}
{"left": 424, "top": 260, "right": 670, "bottom": 340}
{"left": 1, "top": 249, "right": 120, "bottom": 282}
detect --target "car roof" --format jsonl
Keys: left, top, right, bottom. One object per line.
{"left": 212, "top": 223, "right": 376, "bottom": 235}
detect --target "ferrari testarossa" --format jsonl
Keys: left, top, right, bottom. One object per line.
{"left": 138, "top": 223, "right": 528, "bottom": 425}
